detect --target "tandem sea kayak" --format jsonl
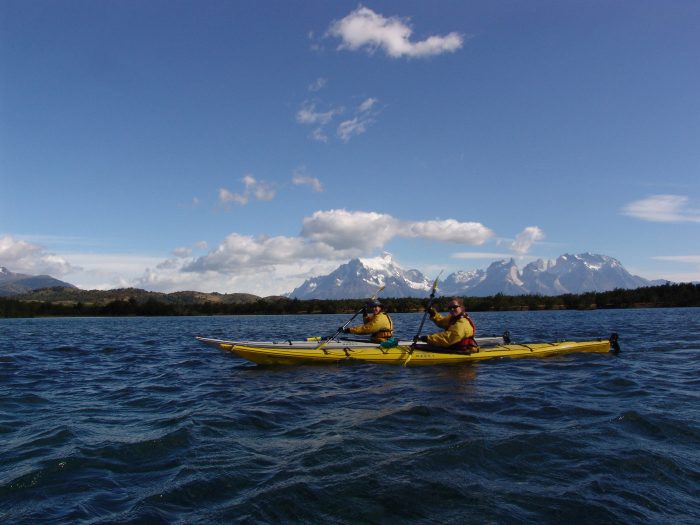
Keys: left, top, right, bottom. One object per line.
{"left": 195, "top": 334, "right": 619, "bottom": 366}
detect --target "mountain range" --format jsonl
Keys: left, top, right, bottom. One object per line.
{"left": 289, "top": 253, "right": 666, "bottom": 299}
{"left": 0, "top": 267, "right": 77, "bottom": 297}
{"left": 1, "top": 253, "right": 666, "bottom": 300}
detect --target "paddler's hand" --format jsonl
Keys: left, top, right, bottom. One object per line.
{"left": 418, "top": 335, "right": 429, "bottom": 343}
{"left": 339, "top": 326, "right": 350, "bottom": 333}
{"left": 428, "top": 307, "right": 437, "bottom": 318}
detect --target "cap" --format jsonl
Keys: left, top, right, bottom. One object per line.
{"left": 366, "top": 299, "right": 382, "bottom": 308}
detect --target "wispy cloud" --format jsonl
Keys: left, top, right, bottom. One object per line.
{"left": 298, "top": 96, "right": 380, "bottom": 143}
{"left": 327, "top": 6, "right": 463, "bottom": 59}
{"left": 219, "top": 174, "right": 275, "bottom": 206}
{"left": 308, "top": 77, "right": 327, "bottom": 92}
{"left": 452, "top": 252, "right": 513, "bottom": 259}
{"left": 511, "top": 226, "right": 545, "bottom": 254}
{"left": 652, "top": 255, "right": 700, "bottom": 263}
{"left": 358, "top": 97, "right": 378, "bottom": 112}
{"left": 296, "top": 102, "right": 343, "bottom": 125}
{"left": 337, "top": 116, "right": 370, "bottom": 142}
{"left": 292, "top": 167, "right": 324, "bottom": 192}
{"left": 311, "top": 128, "right": 328, "bottom": 142}
{"left": 178, "top": 196, "right": 200, "bottom": 209}
{"left": 218, "top": 188, "right": 248, "bottom": 205}
{"left": 645, "top": 255, "right": 700, "bottom": 283}
{"left": 622, "top": 194, "right": 700, "bottom": 223}
{"left": 172, "top": 240, "right": 208, "bottom": 258}
{"left": 337, "top": 97, "right": 380, "bottom": 141}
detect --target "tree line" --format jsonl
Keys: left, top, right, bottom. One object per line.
{"left": 1, "top": 282, "right": 698, "bottom": 318}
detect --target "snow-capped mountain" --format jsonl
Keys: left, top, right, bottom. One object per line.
{"left": 441, "top": 253, "right": 660, "bottom": 296}
{"left": 289, "top": 253, "right": 662, "bottom": 299}
{"left": 519, "top": 254, "right": 652, "bottom": 295}
{"left": 289, "top": 253, "right": 432, "bottom": 299}
{"left": 440, "top": 260, "right": 528, "bottom": 297}
{"left": 0, "top": 267, "right": 77, "bottom": 297}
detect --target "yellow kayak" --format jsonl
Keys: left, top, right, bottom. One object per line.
{"left": 195, "top": 335, "right": 618, "bottom": 366}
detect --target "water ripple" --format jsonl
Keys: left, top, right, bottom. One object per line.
{"left": 1, "top": 310, "right": 699, "bottom": 524}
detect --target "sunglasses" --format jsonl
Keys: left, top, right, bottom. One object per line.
{"left": 448, "top": 304, "right": 461, "bottom": 310}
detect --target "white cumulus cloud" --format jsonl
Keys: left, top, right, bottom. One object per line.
{"left": 406, "top": 219, "right": 493, "bottom": 245}
{"left": 327, "top": 6, "right": 463, "bottom": 58}
{"left": 184, "top": 233, "right": 333, "bottom": 273}
{"left": 184, "top": 210, "right": 494, "bottom": 277}
{"left": 0, "top": 235, "right": 77, "bottom": 276}
{"left": 301, "top": 209, "right": 401, "bottom": 252}
{"left": 301, "top": 210, "right": 493, "bottom": 251}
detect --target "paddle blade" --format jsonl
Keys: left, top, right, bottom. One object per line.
{"left": 370, "top": 285, "right": 386, "bottom": 300}
{"left": 429, "top": 271, "right": 443, "bottom": 296}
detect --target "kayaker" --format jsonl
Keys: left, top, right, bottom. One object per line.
{"left": 417, "top": 297, "right": 477, "bottom": 353}
{"left": 342, "top": 300, "right": 393, "bottom": 343}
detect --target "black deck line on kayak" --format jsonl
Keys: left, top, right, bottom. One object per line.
{"left": 411, "top": 345, "right": 477, "bottom": 355}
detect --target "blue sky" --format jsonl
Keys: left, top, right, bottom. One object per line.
{"left": 2, "top": 0, "right": 699, "bottom": 295}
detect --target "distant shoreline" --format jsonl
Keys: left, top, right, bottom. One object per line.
{"left": 2, "top": 283, "right": 698, "bottom": 318}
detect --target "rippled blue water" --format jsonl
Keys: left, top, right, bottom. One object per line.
{"left": 1, "top": 309, "right": 699, "bottom": 524}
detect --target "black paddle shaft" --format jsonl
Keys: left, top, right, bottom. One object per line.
{"left": 413, "top": 274, "right": 441, "bottom": 344}
{"left": 316, "top": 287, "right": 384, "bottom": 348}
{"left": 327, "top": 308, "right": 364, "bottom": 341}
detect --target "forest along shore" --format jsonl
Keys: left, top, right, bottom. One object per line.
{"left": 1, "top": 283, "right": 699, "bottom": 318}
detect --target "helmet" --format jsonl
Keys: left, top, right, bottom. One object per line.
{"left": 366, "top": 299, "right": 382, "bottom": 308}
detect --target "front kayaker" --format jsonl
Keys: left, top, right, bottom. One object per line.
{"left": 417, "top": 298, "right": 477, "bottom": 353}
{"left": 343, "top": 300, "right": 393, "bottom": 343}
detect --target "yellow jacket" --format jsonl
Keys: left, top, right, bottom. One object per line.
{"left": 426, "top": 313, "right": 475, "bottom": 347}
{"left": 347, "top": 311, "right": 393, "bottom": 342}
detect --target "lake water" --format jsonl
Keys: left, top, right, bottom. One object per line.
{"left": 1, "top": 309, "right": 699, "bottom": 524}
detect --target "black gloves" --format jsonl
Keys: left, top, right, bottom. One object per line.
{"left": 428, "top": 307, "right": 437, "bottom": 317}
{"left": 418, "top": 335, "right": 429, "bottom": 343}
{"left": 339, "top": 326, "right": 350, "bottom": 333}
